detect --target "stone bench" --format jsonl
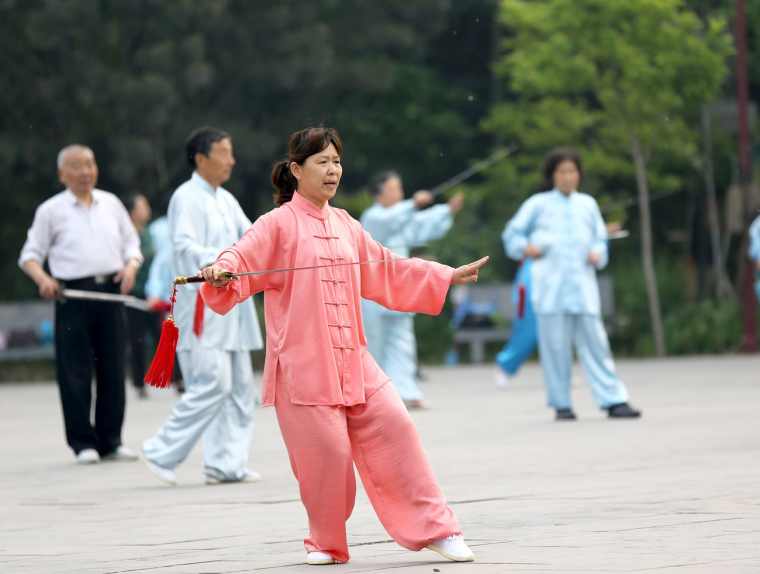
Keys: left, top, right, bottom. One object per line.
{"left": 0, "top": 301, "right": 55, "bottom": 362}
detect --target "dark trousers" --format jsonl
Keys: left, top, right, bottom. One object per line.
{"left": 55, "top": 276, "right": 126, "bottom": 455}
{"left": 126, "top": 306, "right": 161, "bottom": 389}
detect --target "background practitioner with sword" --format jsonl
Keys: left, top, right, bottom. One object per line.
{"left": 359, "top": 147, "right": 515, "bottom": 408}
{"left": 18, "top": 144, "right": 142, "bottom": 465}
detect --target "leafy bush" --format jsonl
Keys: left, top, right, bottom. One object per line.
{"left": 664, "top": 299, "right": 741, "bottom": 355}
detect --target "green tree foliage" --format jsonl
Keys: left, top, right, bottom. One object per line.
{"left": 483, "top": 0, "right": 732, "bottom": 355}
{"left": 1, "top": 0, "right": 497, "bottom": 299}
{"left": 2, "top": 0, "right": 756, "bottom": 360}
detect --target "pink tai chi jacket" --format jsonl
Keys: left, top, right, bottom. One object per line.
{"left": 200, "top": 191, "right": 454, "bottom": 407}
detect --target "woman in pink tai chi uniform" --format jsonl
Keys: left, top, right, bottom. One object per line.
{"left": 200, "top": 127, "right": 487, "bottom": 566}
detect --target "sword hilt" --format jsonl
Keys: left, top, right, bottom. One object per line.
{"left": 174, "top": 275, "right": 205, "bottom": 285}
{"left": 174, "top": 271, "right": 235, "bottom": 285}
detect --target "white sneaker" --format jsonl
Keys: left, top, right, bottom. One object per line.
{"left": 495, "top": 370, "right": 511, "bottom": 389}
{"left": 102, "top": 446, "right": 139, "bottom": 462}
{"left": 205, "top": 470, "right": 262, "bottom": 485}
{"left": 427, "top": 534, "right": 475, "bottom": 562}
{"left": 306, "top": 551, "right": 337, "bottom": 565}
{"left": 144, "top": 458, "right": 177, "bottom": 486}
{"left": 76, "top": 448, "right": 100, "bottom": 465}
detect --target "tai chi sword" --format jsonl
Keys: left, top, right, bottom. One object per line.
{"left": 431, "top": 145, "right": 518, "bottom": 198}
{"left": 145, "top": 257, "right": 405, "bottom": 387}
{"left": 174, "top": 258, "right": 405, "bottom": 284}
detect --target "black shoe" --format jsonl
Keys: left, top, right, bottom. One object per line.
{"left": 607, "top": 403, "right": 641, "bottom": 418}
{"left": 555, "top": 408, "right": 577, "bottom": 421}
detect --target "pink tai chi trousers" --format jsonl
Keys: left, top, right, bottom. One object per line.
{"left": 274, "top": 379, "right": 461, "bottom": 563}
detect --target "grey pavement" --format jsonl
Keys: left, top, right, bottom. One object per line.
{"left": 1, "top": 355, "right": 759, "bottom": 573}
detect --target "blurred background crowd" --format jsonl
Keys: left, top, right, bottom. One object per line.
{"left": 1, "top": 0, "right": 759, "bottom": 378}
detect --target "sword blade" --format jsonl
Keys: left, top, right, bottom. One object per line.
{"left": 61, "top": 289, "right": 153, "bottom": 311}
{"left": 431, "top": 145, "right": 518, "bottom": 197}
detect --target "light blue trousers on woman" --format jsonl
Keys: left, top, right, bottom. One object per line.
{"left": 143, "top": 348, "right": 255, "bottom": 480}
{"left": 536, "top": 313, "right": 628, "bottom": 410}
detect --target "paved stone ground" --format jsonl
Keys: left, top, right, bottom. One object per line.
{"left": 1, "top": 355, "right": 759, "bottom": 573}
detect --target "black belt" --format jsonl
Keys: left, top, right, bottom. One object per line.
{"left": 59, "top": 273, "right": 119, "bottom": 291}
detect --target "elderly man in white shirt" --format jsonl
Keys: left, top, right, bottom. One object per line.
{"left": 19, "top": 144, "right": 143, "bottom": 464}
{"left": 142, "top": 127, "right": 263, "bottom": 486}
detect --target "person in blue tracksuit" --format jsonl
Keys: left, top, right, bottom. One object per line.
{"left": 494, "top": 257, "right": 537, "bottom": 387}
{"left": 502, "top": 148, "right": 641, "bottom": 421}
{"left": 361, "top": 171, "right": 464, "bottom": 408}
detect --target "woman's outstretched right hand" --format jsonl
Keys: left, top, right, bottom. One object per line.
{"left": 452, "top": 256, "right": 490, "bottom": 285}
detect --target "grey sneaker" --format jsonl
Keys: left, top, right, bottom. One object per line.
{"left": 205, "top": 470, "right": 262, "bottom": 485}
{"left": 102, "top": 446, "right": 139, "bottom": 462}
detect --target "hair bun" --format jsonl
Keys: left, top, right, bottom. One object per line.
{"left": 271, "top": 159, "right": 297, "bottom": 206}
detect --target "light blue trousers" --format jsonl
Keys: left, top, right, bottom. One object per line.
{"left": 143, "top": 348, "right": 255, "bottom": 480}
{"left": 362, "top": 301, "right": 422, "bottom": 401}
{"left": 536, "top": 314, "right": 628, "bottom": 410}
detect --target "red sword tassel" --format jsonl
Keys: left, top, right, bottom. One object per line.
{"left": 144, "top": 285, "right": 180, "bottom": 388}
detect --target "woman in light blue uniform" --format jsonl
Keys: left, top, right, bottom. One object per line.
{"left": 361, "top": 171, "right": 464, "bottom": 408}
{"left": 502, "top": 149, "right": 641, "bottom": 420}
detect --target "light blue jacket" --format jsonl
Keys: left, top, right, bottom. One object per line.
{"left": 361, "top": 199, "right": 453, "bottom": 317}
{"left": 749, "top": 214, "right": 760, "bottom": 262}
{"left": 360, "top": 199, "right": 453, "bottom": 257}
{"left": 502, "top": 189, "right": 608, "bottom": 316}
{"left": 145, "top": 217, "right": 173, "bottom": 301}
{"left": 749, "top": 215, "right": 760, "bottom": 301}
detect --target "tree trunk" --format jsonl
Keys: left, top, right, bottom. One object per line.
{"left": 631, "top": 135, "right": 667, "bottom": 356}
{"left": 735, "top": 0, "right": 757, "bottom": 351}
{"left": 701, "top": 106, "right": 733, "bottom": 298}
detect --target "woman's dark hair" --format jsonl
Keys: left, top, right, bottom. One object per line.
{"left": 370, "top": 170, "right": 401, "bottom": 196}
{"left": 125, "top": 192, "right": 148, "bottom": 214}
{"left": 185, "top": 126, "right": 230, "bottom": 168}
{"left": 271, "top": 127, "right": 343, "bottom": 206}
{"left": 541, "top": 147, "right": 583, "bottom": 191}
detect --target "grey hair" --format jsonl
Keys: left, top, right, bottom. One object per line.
{"left": 370, "top": 170, "right": 402, "bottom": 196}
{"left": 57, "top": 144, "right": 94, "bottom": 169}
